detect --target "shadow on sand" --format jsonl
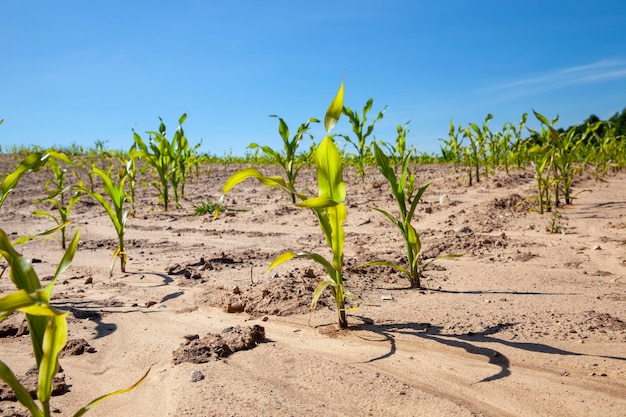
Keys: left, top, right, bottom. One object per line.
{"left": 351, "top": 319, "right": 626, "bottom": 383}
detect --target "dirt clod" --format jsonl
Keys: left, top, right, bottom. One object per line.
{"left": 172, "top": 325, "right": 266, "bottom": 365}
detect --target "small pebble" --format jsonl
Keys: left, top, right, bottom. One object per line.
{"left": 189, "top": 370, "right": 204, "bottom": 382}
{"left": 184, "top": 334, "right": 199, "bottom": 341}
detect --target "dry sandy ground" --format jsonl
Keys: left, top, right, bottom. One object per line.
{"left": 0, "top": 157, "right": 625, "bottom": 417}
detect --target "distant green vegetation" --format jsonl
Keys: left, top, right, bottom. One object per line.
{"left": 1, "top": 103, "right": 625, "bottom": 218}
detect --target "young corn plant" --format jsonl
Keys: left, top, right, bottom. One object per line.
{"left": 217, "top": 81, "right": 356, "bottom": 328}
{"left": 33, "top": 154, "right": 81, "bottom": 249}
{"left": 531, "top": 110, "right": 588, "bottom": 211}
{"left": 78, "top": 163, "right": 131, "bottom": 275}
{"left": 528, "top": 145, "right": 554, "bottom": 214}
{"left": 380, "top": 120, "right": 411, "bottom": 168}
{"left": 364, "top": 143, "right": 460, "bottom": 288}
{"left": 439, "top": 120, "right": 464, "bottom": 166}
{"left": 71, "top": 143, "right": 113, "bottom": 194}
{"left": 552, "top": 126, "right": 584, "bottom": 205}
{"left": 467, "top": 113, "right": 493, "bottom": 181}
{"left": 527, "top": 111, "right": 560, "bottom": 213}
{"left": 0, "top": 152, "right": 78, "bottom": 252}
{"left": 171, "top": 113, "right": 203, "bottom": 199}
{"left": 112, "top": 148, "right": 138, "bottom": 217}
{"left": 248, "top": 115, "right": 320, "bottom": 203}
{"left": 585, "top": 122, "right": 624, "bottom": 179}
{"left": 341, "top": 98, "right": 387, "bottom": 180}
{"left": 133, "top": 114, "right": 195, "bottom": 210}
{"left": 509, "top": 113, "right": 529, "bottom": 170}
{"left": 0, "top": 229, "right": 149, "bottom": 417}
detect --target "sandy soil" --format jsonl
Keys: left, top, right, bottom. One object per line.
{"left": 0, "top": 156, "right": 625, "bottom": 417}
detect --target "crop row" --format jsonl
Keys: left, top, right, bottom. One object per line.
{"left": 1, "top": 83, "right": 625, "bottom": 415}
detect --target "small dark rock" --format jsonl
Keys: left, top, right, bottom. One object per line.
{"left": 61, "top": 339, "right": 96, "bottom": 357}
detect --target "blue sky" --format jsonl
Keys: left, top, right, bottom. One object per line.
{"left": 1, "top": 0, "right": 626, "bottom": 156}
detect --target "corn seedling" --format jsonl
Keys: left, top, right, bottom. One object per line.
{"left": 78, "top": 163, "right": 131, "bottom": 275}
{"left": 217, "top": 81, "right": 356, "bottom": 328}
{"left": 341, "top": 98, "right": 387, "bottom": 180}
{"left": 469, "top": 114, "right": 493, "bottom": 181}
{"left": 171, "top": 113, "right": 204, "bottom": 199}
{"left": 380, "top": 120, "right": 411, "bottom": 168}
{"left": 0, "top": 229, "right": 149, "bottom": 417}
{"left": 581, "top": 120, "right": 622, "bottom": 180}
{"left": 509, "top": 113, "right": 529, "bottom": 169}
{"left": 0, "top": 152, "right": 72, "bottom": 251}
{"left": 439, "top": 120, "right": 465, "bottom": 166}
{"left": 133, "top": 114, "right": 197, "bottom": 210}
{"left": 248, "top": 116, "right": 320, "bottom": 203}
{"left": 548, "top": 210, "right": 564, "bottom": 234}
{"left": 364, "top": 143, "right": 461, "bottom": 288}
{"left": 116, "top": 149, "right": 138, "bottom": 217}
{"left": 552, "top": 126, "right": 584, "bottom": 205}
{"left": 33, "top": 154, "right": 81, "bottom": 249}
{"left": 193, "top": 200, "right": 221, "bottom": 216}
{"left": 528, "top": 147, "right": 554, "bottom": 214}
{"left": 530, "top": 110, "right": 589, "bottom": 212}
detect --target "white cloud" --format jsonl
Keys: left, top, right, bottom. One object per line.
{"left": 482, "top": 59, "right": 626, "bottom": 93}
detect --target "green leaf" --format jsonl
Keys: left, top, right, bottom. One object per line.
{"left": 0, "top": 289, "right": 41, "bottom": 319}
{"left": 311, "top": 278, "right": 332, "bottom": 310}
{"left": 223, "top": 167, "right": 287, "bottom": 195}
{"left": 12, "top": 222, "right": 70, "bottom": 246}
{"left": 360, "top": 260, "right": 410, "bottom": 276}
{"left": 72, "top": 367, "right": 151, "bottom": 417}
{"left": 371, "top": 207, "right": 403, "bottom": 231}
{"left": 315, "top": 136, "right": 346, "bottom": 202}
{"left": 44, "top": 230, "right": 80, "bottom": 299}
{"left": 406, "top": 223, "right": 421, "bottom": 254}
{"left": 268, "top": 251, "right": 297, "bottom": 270}
{"left": 532, "top": 109, "right": 551, "bottom": 127}
{"left": 274, "top": 116, "right": 290, "bottom": 142}
{"left": 0, "top": 230, "right": 42, "bottom": 293}
{"left": 0, "top": 360, "right": 43, "bottom": 417}
{"left": 300, "top": 252, "right": 336, "bottom": 278}
{"left": 407, "top": 183, "right": 430, "bottom": 222}
{"left": 37, "top": 314, "right": 68, "bottom": 403}
{"left": 296, "top": 193, "right": 338, "bottom": 209}
{"left": 324, "top": 80, "right": 345, "bottom": 133}
{"left": 343, "top": 289, "right": 360, "bottom": 310}
{"left": 0, "top": 152, "right": 50, "bottom": 209}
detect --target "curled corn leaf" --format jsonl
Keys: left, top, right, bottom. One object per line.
{"left": 324, "top": 80, "right": 344, "bottom": 133}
